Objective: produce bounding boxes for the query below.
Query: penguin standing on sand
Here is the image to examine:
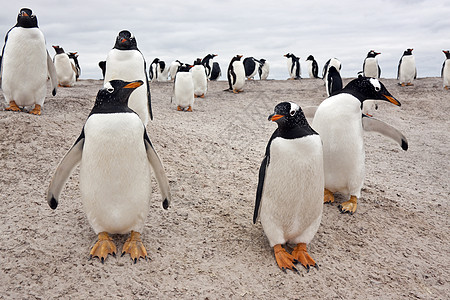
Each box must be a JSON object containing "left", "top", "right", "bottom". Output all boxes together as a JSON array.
[
  {"left": 201, "top": 53, "right": 217, "bottom": 79},
  {"left": 284, "top": 53, "right": 301, "bottom": 80},
  {"left": 68, "top": 52, "right": 81, "bottom": 80},
  {"left": 227, "top": 55, "right": 245, "bottom": 93},
  {"left": 312, "top": 77, "right": 408, "bottom": 215},
  {"left": 363, "top": 50, "right": 381, "bottom": 78},
  {"left": 149, "top": 58, "right": 167, "bottom": 82},
  {"left": 168, "top": 60, "right": 182, "bottom": 81},
  {"left": 174, "top": 64, "right": 194, "bottom": 111},
  {"left": 53, "top": 45, "right": 76, "bottom": 87},
  {"left": 1, "top": 8, "right": 57, "bottom": 115},
  {"left": 210, "top": 62, "right": 221, "bottom": 81},
  {"left": 397, "top": 48, "right": 416, "bottom": 86},
  {"left": 306, "top": 55, "right": 319, "bottom": 78},
  {"left": 441, "top": 50, "right": 450, "bottom": 90},
  {"left": 322, "top": 58, "right": 341, "bottom": 81},
  {"left": 191, "top": 58, "right": 207, "bottom": 98},
  {"left": 258, "top": 59, "right": 269, "bottom": 80},
  {"left": 46, "top": 79, "right": 172, "bottom": 263},
  {"left": 243, "top": 57, "right": 260, "bottom": 80},
  {"left": 254, "top": 102, "right": 323, "bottom": 272},
  {"left": 104, "top": 30, "right": 152, "bottom": 125},
  {"left": 325, "top": 66, "right": 343, "bottom": 97}
]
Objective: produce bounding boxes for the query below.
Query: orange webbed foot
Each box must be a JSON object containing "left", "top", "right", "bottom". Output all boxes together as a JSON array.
[
  {"left": 89, "top": 232, "right": 117, "bottom": 263},
  {"left": 121, "top": 231, "right": 148, "bottom": 263},
  {"left": 177, "top": 105, "right": 183, "bottom": 111},
  {"left": 338, "top": 195, "right": 358, "bottom": 214},
  {"left": 324, "top": 188, "right": 334, "bottom": 204},
  {"left": 29, "top": 104, "right": 41, "bottom": 115},
  {"left": 292, "top": 243, "right": 318, "bottom": 271},
  {"left": 273, "top": 244, "right": 298, "bottom": 272},
  {"left": 5, "top": 101, "right": 22, "bottom": 112},
  {"left": 186, "top": 106, "right": 193, "bottom": 112}
]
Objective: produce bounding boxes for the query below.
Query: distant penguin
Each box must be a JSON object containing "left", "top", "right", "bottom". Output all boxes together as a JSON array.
[
  {"left": 227, "top": 55, "right": 245, "bottom": 93},
  {"left": 201, "top": 53, "right": 217, "bottom": 79},
  {"left": 325, "top": 66, "right": 343, "bottom": 96},
  {"left": 210, "top": 62, "right": 221, "bottom": 81},
  {"left": 46, "top": 79, "right": 171, "bottom": 263},
  {"left": 98, "top": 61, "right": 106, "bottom": 79},
  {"left": 169, "top": 60, "right": 182, "bottom": 81},
  {"left": 397, "top": 48, "right": 416, "bottom": 86},
  {"left": 243, "top": 57, "right": 260, "bottom": 80},
  {"left": 149, "top": 58, "right": 159, "bottom": 82},
  {"left": 191, "top": 58, "right": 207, "bottom": 98},
  {"left": 174, "top": 64, "right": 194, "bottom": 111},
  {"left": 284, "top": 53, "right": 301, "bottom": 80},
  {"left": 306, "top": 55, "right": 319, "bottom": 78},
  {"left": 158, "top": 60, "right": 168, "bottom": 82},
  {"left": 53, "top": 45, "right": 76, "bottom": 87},
  {"left": 312, "top": 77, "right": 408, "bottom": 215},
  {"left": 104, "top": 30, "right": 152, "bottom": 124},
  {"left": 258, "top": 59, "right": 270, "bottom": 80},
  {"left": 1, "top": 8, "right": 57, "bottom": 115},
  {"left": 441, "top": 50, "right": 450, "bottom": 90},
  {"left": 322, "top": 58, "right": 341, "bottom": 81},
  {"left": 68, "top": 52, "right": 81, "bottom": 80},
  {"left": 363, "top": 50, "right": 381, "bottom": 78},
  {"left": 254, "top": 102, "right": 323, "bottom": 272}
]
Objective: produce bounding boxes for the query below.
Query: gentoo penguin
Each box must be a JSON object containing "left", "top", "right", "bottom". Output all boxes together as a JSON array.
[
  {"left": 284, "top": 53, "right": 301, "bottom": 80},
  {"left": 149, "top": 58, "right": 159, "bottom": 82},
  {"left": 363, "top": 50, "right": 381, "bottom": 78},
  {"left": 52, "top": 45, "right": 76, "bottom": 87},
  {"left": 325, "top": 66, "right": 343, "bottom": 97},
  {"left": 201, "top": 53, "right": 217, "bottom": 79},
  {"left": 1, "top": 8, "right": 57, "bottom": 115},
  {"left": 68, "top": 52, "right": 81, "bottom": 80},
  {"left": 258, "top": 59, "right": 270, "bottom": 80},
  {"left": 210, "top": 62, "right": 221, "bottom": 81},
  {"left": 322, "top": 58, "right": 341, "bottom": 81},
  {"left": 227, "top": 55, "right": 245, "bottom": 93},
  {"left": 104, "top": 30, "right": 152, "bottom": 124},
  {"left": 243, "top": 57, "right": 260, "bottom": 80},
  {"left": 312, "top": 77, "right": 408, "bottom": 215},
  {"left": 174, "top": 64, "right": 194, "bottom": 111},
  {"left": 397, "top": 48, "right": 416, "bottom": 86},
  {"left": 306, "top": 55, "right": 319, "bottom": 78},
  {"left": 441, "top": 50, "right": 450, "bottom": 89},
  {"left": 254, "top": 102, "right": 323, "bottom": 272},
  {"left": 98, "top": 61, "right": 106, "bottom": 79},
  {"left": 191, "top": 58, "right": 207, "bottom": 98},
  {"left": 168, "top": 60, "right": 182, "bottom": 81},
  {"left": 158, "top": 60, "right": 168, "bottom": 82},
  {"left": 46, "top": 79, "right": 172, "bottom": 263}
]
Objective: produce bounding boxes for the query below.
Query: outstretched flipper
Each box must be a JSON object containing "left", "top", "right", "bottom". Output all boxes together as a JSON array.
[
  {"left": 47, "top": 50, "right": 58, "bottom": 96},
  {"left": 46, "top": 131, "right": 85, "bottom": 209},
  {"left": 143, "top": 130, "right": 171, "bottom": 209},
  {"left": 143, "top": 59, "right": 153, "bottom": 120},
  {"left": 362, "top": 114, "right": 408, "bottom": 150}
]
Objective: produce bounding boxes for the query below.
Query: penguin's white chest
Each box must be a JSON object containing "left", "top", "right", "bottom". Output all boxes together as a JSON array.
[
  {"left": 399, "top": 56, "right": 416, "bottom": 83},
  {"left": 443, "top": 60, "right": 450, "bottom": 87},
  {"left": 54, "top": 54, "right": 75, "bottom": 86},
  {"left": 104, "top": 49, "right": 149, "bottom": 124},
  {"left": 312, "top": 95, "right": 365, "bottom": 196},
  {"left": 260, "top": 63, "right": 270, "bottom": 80},
  {"left": 232, "top": 61, "right": 245, "bottom": 90},
  {"left": 364, "top": 58, "right": 379, "bottom": 78},
  {"left": 174, "top": 72, "right": 194, "bottom": 108},
  {"left": 80, "top": 113, "right": 151, "bottom": 234},
  {"left": 1, "top": 27, "right": 48, "bottom": 106},
  {"left": 260, "top": 135, "right": 324, "bottom": 246},
  {"left": 191, "top": 65, "right": 207, "bottom": 95}
]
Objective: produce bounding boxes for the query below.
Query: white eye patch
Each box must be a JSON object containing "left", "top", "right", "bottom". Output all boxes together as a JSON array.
[
  {"left": 289, "top": 102, "right": 299, "bottom": 116},
  {"left": 104, "top": 82, "right": 114, "bottom": 93},
  {"left": 369, "top": 78, "right": 381, "bottom": 91}
]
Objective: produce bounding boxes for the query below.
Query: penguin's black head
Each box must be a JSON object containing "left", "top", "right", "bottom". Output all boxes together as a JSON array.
[
  {"left": 259, "top": 58, "right": 266, "bottom": 64},
  {"left": 403, "top": 48, "right": 413, "bottom": 56},
  {"left": 114, "top": 30, "right": 137, "bottom": 50},
  {"left": 306, "top": 55, "right": 314, "bottom": 61},
  {"left": 177, "top": 64, "right": 193, "bottom": 72},
  {"left": 52, "top": 45, "right": 65, "bottom": 54},
  {"left": 268, "top": 102, "right": 309, "bottom": 129},
  {"left": 367, "top": 50, "right": 380, "bottom": 58},
  {"left": 96, "top": 80, "right": 144, "bottom": 105},
  {"left": 17, "top": 8, "right": 37, "bottom": 28},
  {"left": 443, "top": 50, "right": 450, "bottom": 59},
  {"left": 68, "top": 52, "right": 78, "bottom": 59},
  {"left": 343, "top": 77, "right": 401, "bottom": 107},
  {"left": 194, "top": 58, "right": 202, "bottom": 65},
  {"left": 232, "top": 55, "right": 243, "bottom": 61},
  {"left": 284, "top": 53, "right": 295, "bottom": 59}
]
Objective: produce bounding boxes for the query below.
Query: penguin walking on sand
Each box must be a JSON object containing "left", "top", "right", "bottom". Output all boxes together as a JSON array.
[
  {"left": 258, "top": 59, "right": 269, "bottom": 80},
  {"left": 168, "top": 60, "right": 182, "bottom": 81},
  {"left": 243, "top": 57, "right": 261, "bottom": 80},
  {"left": 306, "top": 55, "right": 319, "bottom": 78},
  {"left": 363, "top": 50, "right": 381, "bottom": 78},
  {"left": 254, "top": 102, "right": 323, "bottom": 272},
  {"left": 312, "top": 77, "right": 408, "bottom": 215},
  {"left": 68, "top": 52, "right": 81, "bottom": 80},
  {"left": 104, "top": 30, "right": 152, "bottom": 125},
  {"left": 1, "top": 8, "right": 57, "bottom": 115},
  {"left": 47, "top": 79, "right": 171, "bottom": 263},
  {"left": 441, "top": 50, "right": 450, "bottom": 90},
  {"left": 174, "top": 64, "right": 194, "bottom": 111},
  {"left": 191, "top": 58, "right": 207, "bottom": 98},
  {"left": 210, "top": 62, "right": 221, "bottom": 81},
  {"left": 322, "top": 58, "right": 341, "bottom": 81},
  {"left": 201, "top": 53, "right": 217, "bottom": 79},
  {"left": 227, "top": 55, "right": 245, "bottom": 93},
  {"left": 397, "top": 48, "right": 416, "bottom": 86},
  {"left": 325, "top": 66, "right": 343, "bottom": 97},
  {"left": 284, "top": 53, "right": 301, "bottom": 80},
  {"left": 53, "top": 45, "right": 76, "bottom": 87}
]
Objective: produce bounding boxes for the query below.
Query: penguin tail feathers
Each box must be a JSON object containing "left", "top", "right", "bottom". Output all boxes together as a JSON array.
[{"left": 52, "top": 88, "right": 57, "bottom": 96}]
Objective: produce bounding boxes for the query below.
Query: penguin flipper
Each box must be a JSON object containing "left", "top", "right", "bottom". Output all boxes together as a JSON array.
[
  {"left": 46, "top": 132, "right": 85, "bottom": 209},
  {"left": 47, "top": 50, "right": 58, "bottom": 96},
  {"left": 362, "top": 115, "right": 408, "bottom": 150},
  {"left": 397, "top": 58, "right": 402, "bottom": 80},
  {"left": 143, "top": 59, "right": 153, "bottom": 120},
  {"left": 144, "top": 130, "right": 171, "bottom": 209},
  {"left": 254, "top": 155, "right": 268, "bottom": 224},
  {"left": 378, "top": 65, "right": 381, "bottom": 78}
]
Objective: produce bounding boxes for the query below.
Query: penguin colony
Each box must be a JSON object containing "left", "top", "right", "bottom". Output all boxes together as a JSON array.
[{"left": 0, "top": 7, "right": 445, "bottom": 272}]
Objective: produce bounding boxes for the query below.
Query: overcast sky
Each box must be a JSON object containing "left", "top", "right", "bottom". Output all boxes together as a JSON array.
[{"left": 1, "top": 1, "right": 449, "bottom": 80}]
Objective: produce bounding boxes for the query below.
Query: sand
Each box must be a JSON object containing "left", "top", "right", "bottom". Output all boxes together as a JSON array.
[{"left": 0, "top": 77, "right": 448, "bottom": 299}]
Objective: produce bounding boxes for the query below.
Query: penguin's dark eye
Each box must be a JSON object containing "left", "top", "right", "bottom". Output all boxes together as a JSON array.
[
  {"left": 290, "top": 110, "right": 296, "bottom": 116},
  {"left": 107, "top": 87, "right": 114, "bottom": 93},
  {"left": 375, "top": 86, "right": 380, "bottom": 92}
]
